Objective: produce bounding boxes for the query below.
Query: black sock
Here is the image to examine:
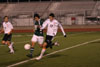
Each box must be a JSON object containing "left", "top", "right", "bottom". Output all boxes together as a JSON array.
[
  {"left": 51, "top": 43, "right": 54, "bottom": 46},
  {"left": 30, "top": 47, "right": 34, "bottom": 55},
  {"left": 50, "top": 43, "right": 54, "bottom": 49}
]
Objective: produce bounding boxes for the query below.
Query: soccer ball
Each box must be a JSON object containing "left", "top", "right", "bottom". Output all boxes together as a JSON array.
[{"left": 24, "top": 44, "right": 31, "bottom": 50}]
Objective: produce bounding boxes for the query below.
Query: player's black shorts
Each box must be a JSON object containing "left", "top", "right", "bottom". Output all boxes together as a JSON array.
[
  {"left": 2, "top": 34, "right": 12, "bottom": 41},
  {"left": 45, "top": 35, "right": 54, "bottom": 48}
]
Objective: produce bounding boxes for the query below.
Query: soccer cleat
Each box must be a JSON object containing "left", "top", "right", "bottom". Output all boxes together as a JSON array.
[
  {"left": 50, "top": 46, "right": 53, "bottom": 49},
  {"left": 64, "top": 35, "right": 67, "bottom": 37},
  {"left": 26, "top": 54, "right": 33, "bottom": 58},
  {"left": 54, "top": 42, "right": 60, "bottom": 46},
  {"left": 11, "top": 42, "right": 15, "bottom": 52},
  {"left": 35, "top": 56, "right": 42, "bottom": 60},
  {"left": 10, "top": 51, "right": 14, "bottom": 54}
]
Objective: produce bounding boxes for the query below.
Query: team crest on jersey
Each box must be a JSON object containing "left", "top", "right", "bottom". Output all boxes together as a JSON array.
[
  {"left": 50, "top": 24, "right": 53, "bottom": 27},
  {"left": 54, "top": 22, "right": 58, "bottom": 26}
]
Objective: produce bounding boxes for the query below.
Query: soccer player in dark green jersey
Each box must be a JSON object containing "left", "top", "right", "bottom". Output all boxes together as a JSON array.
[{"left": 27, "top": 14, "right": 44, "bottom": 58}]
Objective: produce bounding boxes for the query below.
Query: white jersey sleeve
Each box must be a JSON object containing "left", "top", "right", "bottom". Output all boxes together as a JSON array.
[
  {"left": 41, "top": 19, "right": 48, "bottom": 30},
  {"left": 58, "top": 22, "right": 66, "bottom": 36},
  {"left": 9, "top": 22, "right": 13, "bottom": 29}
]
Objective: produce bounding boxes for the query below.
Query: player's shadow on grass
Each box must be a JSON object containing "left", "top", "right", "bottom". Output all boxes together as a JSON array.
[
  {"left": 35, "top": 52, "right": 66, "bottom": 59},
  {"left": 46, "top": 54, "right": 68, "bottom": 59},
  {"left": 35, "top": 52, "right": 49, "bottom": 57},
  {"left": 47, "top": 54, "right": 62, "bottom": 58}
]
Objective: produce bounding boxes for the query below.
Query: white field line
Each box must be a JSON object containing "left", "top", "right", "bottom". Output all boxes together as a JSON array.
[
  {"left": 7, "top": 38, "right": 100, "bottom": 67},
  {"left": 13, "top": 35, "right": 33, "bottom": 37}
]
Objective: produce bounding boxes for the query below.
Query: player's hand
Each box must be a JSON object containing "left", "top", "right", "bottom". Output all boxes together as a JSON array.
[
  {"left": 64, "top": 35, "right": 67, "bottom": 37},
  {"left": 40, "top": 27, "right": 43, "bottom": 31},
  {"left": 37, "top": 25, "right": 40, "bottom": 28},
  {"left": 8, "top": 32, "right": 11, "bottom": 35}
]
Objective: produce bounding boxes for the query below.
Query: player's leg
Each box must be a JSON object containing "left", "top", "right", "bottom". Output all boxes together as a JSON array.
[
  {"left": 40, "top": 42, "right": 47, "bottom": 56},
  {"left": 35, "top": 36, "right": 45, "bottom": 60},
  {"left": 31, "top": 41, "right": 36, "bottom": 48},
  {"left": 7, "top": 34, "right": 14, "bottom": 54},
  {"left": 47, "top": 37, "right": 60, "bottom": 48},
  {"left": 30, "top": 35, "right": 38, "bottom": 55},
  {"left": 36, "top": 42, "right": 47, "bottom": 60},
  {"left": 45, "top": 35, "right": 54, "bottom": 49},
  {"left": 36, "top": 35, "right": 59, "bottom": 60},
  {"left": 27, "top": 35, "right": 37, "bottom": 58},
  {"left": 38, "top": 36, "right": 44, "bottom": 48},
  {"left": 36, "top": 35, "right": 52, "bottom": 60},
  {"left": 50, "top": 41, "right": 60, "bottom": 47},
  {"left": 2, "top": 34, "right": 8, "bottom": 45},
  {"left": 7, "top": 41, "right": 14, "bottom": 53},
  {"left": 30, "top": 41, "right": 36, "bottom": 56},
  {"left": 27, "top": 41, "right": 36, "bottom": 58},
  {"left": 2, "top": 41, "right": 6, "bottom": 45}
]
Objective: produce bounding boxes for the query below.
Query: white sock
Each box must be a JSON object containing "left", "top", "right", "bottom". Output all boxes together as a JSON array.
[
  {"left": 11, "top": 42, "right": 14, "bottom": 46},
  {"left": 40, "top": 49, "right": 46, "bottom": 57},
  {"left": 8, "top": 45, "right": 14, "bottom": 52}
]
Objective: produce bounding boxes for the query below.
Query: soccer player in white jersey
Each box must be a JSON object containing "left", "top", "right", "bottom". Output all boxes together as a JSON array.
[
  {"left": 0, "top": 16, "right": 14, "bottom": 54},
  {"left": 36, "top": 13, "right": 66, "bottom": 60}
]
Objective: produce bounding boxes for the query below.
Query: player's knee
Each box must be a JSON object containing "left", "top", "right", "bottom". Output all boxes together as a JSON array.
[
  {"left": 32, "top": 42, "right": 35, "bottom": 45},
  {"left": 39, "top": 44, "right": 43, "bottom": 48},
  {"left": 46, "top": 40, "right": 51, "bottom": 45},
  {"left": 31, "top": 41, "right": 36, "bottom": 47},
  {"left": 42, "top": 43, "right": 47, "bottom": 48},
  {"left": 6, "top": 41, "right": 10, "bottom": 45},
  {"left": 43, "top": 45, "right": 46, "bottom": 48},
  {"left": 2, "top": 41, "right": 5, "bottom": 44},
  {"left": 45, "top": 40, "right": 50, "bottom": 48}
]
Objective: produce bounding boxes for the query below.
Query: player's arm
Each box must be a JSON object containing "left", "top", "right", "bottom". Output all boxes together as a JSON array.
[
  {"left": 41, "top": 20, "right": 48, "bottom": 30},
  {"left": 8, "top": 29, "right": 13, "bottom": 35},
  {"left": 34, "top": 25, "right": 38, "bottom": 30},
  {"left": 0, "top": 25, "right": 4, "bottom": 34},
  {"left": 34, "top": 21, "right": 40, "bottom": 31},
  {"left": 58, "top": 22, "right": 66, "bottom": 37},
  {"left": 0, "top": 28, "right": 4, "bottom": 34}
]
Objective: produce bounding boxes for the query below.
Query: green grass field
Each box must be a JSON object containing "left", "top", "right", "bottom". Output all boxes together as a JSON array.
[{"left": 0, "top": 32, "right": 100, "bottom": 67}]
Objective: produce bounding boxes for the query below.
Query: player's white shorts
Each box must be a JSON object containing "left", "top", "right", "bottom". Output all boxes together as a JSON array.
[{"left": 31, "top": 35, "right": 44, "bottom": 45}]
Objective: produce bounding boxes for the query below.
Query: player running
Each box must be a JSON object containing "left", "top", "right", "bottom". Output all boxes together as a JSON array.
[
  {"left": 0, "top": 16, "right": 14, "bottom": 54},
  {"left": 27, "top": 14, "right": 44, "bottom": 58},
  {"left": 36, "top": 13, "right": 66, "bottom": 60}
]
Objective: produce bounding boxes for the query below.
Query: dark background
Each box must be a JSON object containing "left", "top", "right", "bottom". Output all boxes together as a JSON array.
[{"left": 0, "top": 0, "right": 99, "bottom": 3}]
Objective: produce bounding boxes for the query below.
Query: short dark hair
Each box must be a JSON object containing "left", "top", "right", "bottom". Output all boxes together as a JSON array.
[
  {"left": 4, "top": 16, "right": 8, "bottom": 19},
  {"left": 49, "top": 13, "right": 55, "bottom": 17},
  {"left": 34, "top": 13, "right": 40, "bottom": 18}
]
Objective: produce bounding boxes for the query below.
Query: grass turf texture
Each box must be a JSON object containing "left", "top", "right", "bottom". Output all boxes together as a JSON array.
[{"left": 0, "top": 32, "right": 100, "bottom": 67}]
